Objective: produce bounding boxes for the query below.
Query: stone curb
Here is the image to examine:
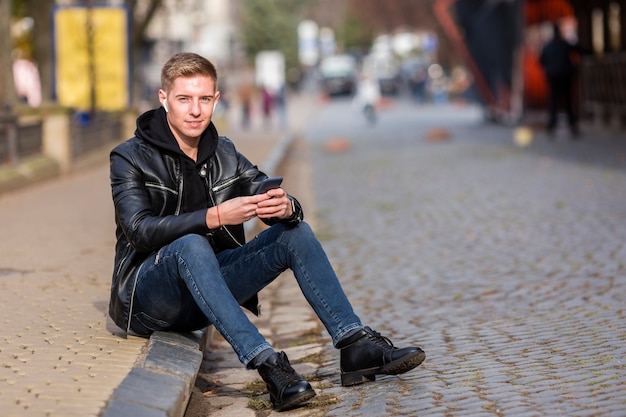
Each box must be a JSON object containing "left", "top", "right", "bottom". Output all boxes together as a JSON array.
[
  {"left": 0, "top": 155, "right": 60, "bottom": 195},
  {"left": 101, "top": 332, "right": 205, "bottom": 417}
]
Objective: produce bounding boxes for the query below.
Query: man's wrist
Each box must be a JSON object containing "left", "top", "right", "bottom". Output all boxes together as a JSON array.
[
  {"left": 206, "top": 205, "right": 221, "bottom": 230},
  {"left": 289, "top": 198, "right": 296, "bottom": 218},
  {"left": 285, "top": 197, "right": 302, "bottom": 222}
]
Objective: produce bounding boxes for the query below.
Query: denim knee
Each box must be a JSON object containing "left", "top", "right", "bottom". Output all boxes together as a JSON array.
[
  {"left": 277, "top": 221, "right": 315, "bottom": 245},
  {"left": 171, "top": 234, "right": 217, "bottom": 260},
  {"left": 175, "top": 233, "right": 212, "bottom": 250},
  {"left": 273, "top": 222, "right": 326, "bottom": 265}
]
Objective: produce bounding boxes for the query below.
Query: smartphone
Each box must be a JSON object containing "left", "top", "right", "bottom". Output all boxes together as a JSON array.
[{"left": 254, "top": 177, "right": 283, "bottom": 194}]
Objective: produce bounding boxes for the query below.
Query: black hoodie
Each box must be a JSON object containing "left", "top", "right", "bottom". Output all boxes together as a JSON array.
[{"left": 138, "top": 107, "right": 218, "bottom": 213}]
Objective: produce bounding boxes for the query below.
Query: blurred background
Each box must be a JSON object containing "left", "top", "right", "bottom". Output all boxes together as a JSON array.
[{"left": 1, "top": 0, "right": 625, "bottom": 168}]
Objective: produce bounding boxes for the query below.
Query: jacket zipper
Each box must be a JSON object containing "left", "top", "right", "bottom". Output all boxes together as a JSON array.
[
  {"left": 115, "top": 242, "right": 131, "bottom": 277},
  {"left": 211, "top": 175, "right": 240, "bottom": 193},
  {"left": 175, "top": 160, "right": 184, "bottom": 215},
  {"left": 126, "top": 269, "right": 140, "bottom": 334}
]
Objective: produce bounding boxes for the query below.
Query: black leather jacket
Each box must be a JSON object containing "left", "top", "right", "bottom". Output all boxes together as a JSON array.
[{"left": 108, "top": 109, "right": 303, "bottom": 333}]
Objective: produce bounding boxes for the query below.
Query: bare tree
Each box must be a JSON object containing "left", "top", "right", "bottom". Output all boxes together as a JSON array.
[{"left": 127, "top": 0, "right": 163, "bottom": 107}]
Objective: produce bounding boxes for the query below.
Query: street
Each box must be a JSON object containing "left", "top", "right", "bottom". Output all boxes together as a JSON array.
[
  {"left": 309, "top": 97, "right": 626, "bottom": 416},
  {"left": 189, "top": 94, "right": 626, "bottom": 416}
]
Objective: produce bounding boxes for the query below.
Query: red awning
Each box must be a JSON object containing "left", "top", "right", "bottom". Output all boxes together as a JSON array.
[{"left": 525, "top": 0, "right": 574, "bottom": 25}]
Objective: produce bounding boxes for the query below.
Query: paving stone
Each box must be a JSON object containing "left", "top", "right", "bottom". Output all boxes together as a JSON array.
[
  {"left": 101, "top": 400, "right": 169, "bottom": 417},
  {"left": 111, "top": 367, "right": 187, "bottom": 411},
  {"left": 144, "top": 338, "right": 203, "bottom": 379}
]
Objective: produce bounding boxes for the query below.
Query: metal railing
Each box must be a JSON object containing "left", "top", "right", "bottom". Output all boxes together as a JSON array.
[
  {"left": 0, "top": 111, "right": 42, "bottom": 165},
  {"left": 69, "top": 112, "right": 123, "bottom": 158},
  {"left": 1, "top": 110, "right": 123, "bottom": 167},
  {"left": 580, "top": 52, "right": 626, "bottom": 125}
]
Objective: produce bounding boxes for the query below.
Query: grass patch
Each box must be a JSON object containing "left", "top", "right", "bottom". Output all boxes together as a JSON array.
[
  {"left": 244, "top": 379, "right": 267, "bottom": 397},
  {"left": 307, "top": 393, "right": 339, "bottom": 408},
  {"left": 248, "top": 398, "right": 272, "bottom": 410},
  {"left": 294, "top": 352, "right": 324, "bottom": 365}
]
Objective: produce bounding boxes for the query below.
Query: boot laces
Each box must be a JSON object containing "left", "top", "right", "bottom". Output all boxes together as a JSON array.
[
  {"left": 270, "top": 352, "right": 300, "bottom": 385},
  {"left": 364, "top": 327, "right": 395, "bottom": 349}
]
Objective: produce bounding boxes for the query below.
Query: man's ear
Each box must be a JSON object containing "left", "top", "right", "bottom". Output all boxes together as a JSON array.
[
  {"left": 158, "top": 89, "right": 168, "bottom": 112},
  {"left": 213, "top": 91, "right": 221, "bottom": 112}
]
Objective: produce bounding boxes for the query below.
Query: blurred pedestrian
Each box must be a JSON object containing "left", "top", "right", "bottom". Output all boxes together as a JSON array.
[
  {"left": 427, "top": 64, "right": 449, "bottom": 105},
  {"left": 540, "top": 22, "right": 580, "bottom": 137},
  {"left": 261, "top": 85, "right": 273, "bottom": 128},
  {"left": 238, "top": 81, "right": 253, "bottom": 129},
  {"left": 108, "top": 52, "right": 425, "bottom": 411},
  {"left": 409, "top": 66, "right": 427, "bottom": 103},
  {"left": 12, "top": 50, "right": 41, "bottom": 107},
  {"left": 274, "top": 84, "right": 287, "bottom": 130},
  {"left": 353, "top": 73, "right": 381, "bottom": 124}
]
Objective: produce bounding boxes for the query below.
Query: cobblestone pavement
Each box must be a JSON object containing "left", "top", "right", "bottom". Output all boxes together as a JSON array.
[
  {"left": 185, "top": 100, "right": 626, "bottom": 417},
  {"left": 307, "top": 101, "right": 626, "bottom": 416}
]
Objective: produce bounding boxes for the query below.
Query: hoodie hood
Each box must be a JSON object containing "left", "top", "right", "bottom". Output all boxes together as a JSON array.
[{"left": 135, "top": 107, "right": 218, "bottom": 163}]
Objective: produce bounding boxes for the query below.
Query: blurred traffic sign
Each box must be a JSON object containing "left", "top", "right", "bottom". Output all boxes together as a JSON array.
[
  {"left": 255, "top": 51, "right": 285, "bottom": 92},
  {"left": 298, "top": 20, "right": 319, "bottom": 67},
  {"left": 52, "top": 4, "right": 130, "bottom": 111}
]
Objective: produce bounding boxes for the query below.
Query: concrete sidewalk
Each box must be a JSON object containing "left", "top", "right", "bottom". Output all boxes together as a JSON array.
[{"left": 0, "top": 92, "right": 318, "bottom": 417}]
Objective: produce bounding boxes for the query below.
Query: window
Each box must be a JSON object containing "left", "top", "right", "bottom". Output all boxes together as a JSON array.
[
  {"left": 609, "top": 2, "right": 621, "bottom": 51},
  {"left": 592, "top": 8, "right": 604, "bottom": 54}
]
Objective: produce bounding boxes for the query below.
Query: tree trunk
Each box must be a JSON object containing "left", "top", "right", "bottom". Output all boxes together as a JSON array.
[
  {"left": 25, "top": 0, "right": 55, "bottom": 104},
  {"left": 129, "top": 0, "right": 163, "bottom": 107},
  {"left": 0, "top": 0, "right": 16, "bottom": 109}
]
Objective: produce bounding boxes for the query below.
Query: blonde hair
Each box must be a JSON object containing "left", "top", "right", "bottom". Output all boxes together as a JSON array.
[{"left": 161, "top": 52, "right": 218, "bottom": 92}]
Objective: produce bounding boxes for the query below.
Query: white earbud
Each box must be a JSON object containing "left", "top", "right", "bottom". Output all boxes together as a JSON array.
[
  {"left": 213, "top": 102, "right": 217, "bottom": 112},
  {"left": 162, "top": 99, "right": 169, "bottom": 113}
]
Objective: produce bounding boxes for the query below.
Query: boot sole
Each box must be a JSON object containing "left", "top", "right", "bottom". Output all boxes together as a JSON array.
[
  {"left": 341, "top": 350, "right": 425, "bottom": 387},
  {"left": 273, "top": 388, "right": 317, "bottom": 411}
]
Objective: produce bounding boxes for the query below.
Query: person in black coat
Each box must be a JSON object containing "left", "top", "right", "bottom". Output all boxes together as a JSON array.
[{"left": 540, "top": 22, "right": 580, "bottom": 137}]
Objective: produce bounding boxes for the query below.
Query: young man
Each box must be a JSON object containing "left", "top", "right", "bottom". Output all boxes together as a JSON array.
[{"left": 109, "top": 52, "right": 425, "bottom": 411}]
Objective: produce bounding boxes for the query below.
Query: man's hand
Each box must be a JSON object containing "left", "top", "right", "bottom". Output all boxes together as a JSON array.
[
  {"left": 206, "top": 188, "right": 292, "bottom": 228},
  {"left": 255, "top": 188, "right": 293, "bottom": 219}
]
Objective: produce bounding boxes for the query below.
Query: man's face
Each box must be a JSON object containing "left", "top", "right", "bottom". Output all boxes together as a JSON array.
[{"left": 158, "top": 75, "right": 220, "bottom": 143}]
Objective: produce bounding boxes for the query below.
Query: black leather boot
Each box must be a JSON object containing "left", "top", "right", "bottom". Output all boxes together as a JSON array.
[
  {"left": 257, "top": 351, "right": 316, "bottom": 411},
  {"left": 338, "top": 327, "right": 425, "bottom": 386}
]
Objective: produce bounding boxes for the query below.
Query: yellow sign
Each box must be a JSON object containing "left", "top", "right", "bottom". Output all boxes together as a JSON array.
[{"left": 53, "top": 5, "right": 129, "bottom": 111}]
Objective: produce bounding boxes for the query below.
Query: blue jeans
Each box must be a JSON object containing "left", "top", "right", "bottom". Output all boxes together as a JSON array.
[{"left": 131, "top": 221, "right": 362, "bottom": 367}]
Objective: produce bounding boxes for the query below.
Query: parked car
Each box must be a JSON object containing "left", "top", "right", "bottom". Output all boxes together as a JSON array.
[
  {"left": 362, "top": 52, "right": 401, "bottom": 95},
  {"left": 318, "top": 54, "right": 358, "bottom": 96}
]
